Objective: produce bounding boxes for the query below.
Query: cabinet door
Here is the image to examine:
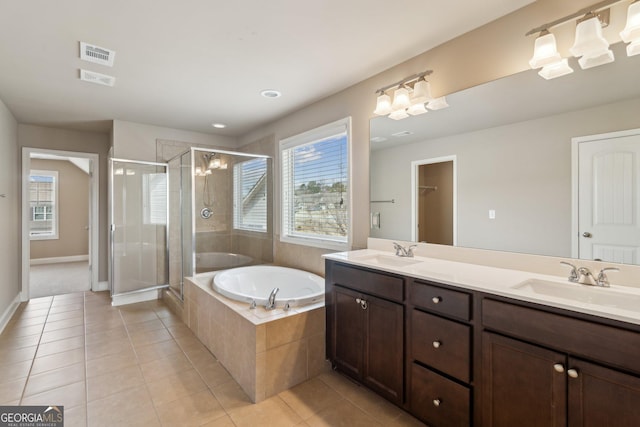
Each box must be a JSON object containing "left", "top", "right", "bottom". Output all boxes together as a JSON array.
[
  {"left": 363, "top": 293, "right": 404, "bottom": 404},
  {"left": 482, "top": 332, "right": 566, "bottom": 427},
  {"left": 333, "top": 286, "right": 364, "bottom": 379},
  {"left": 568, "top": 358, "right": 640, "bottom": 427}
]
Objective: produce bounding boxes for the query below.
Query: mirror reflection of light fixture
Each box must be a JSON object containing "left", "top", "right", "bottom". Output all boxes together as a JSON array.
[
  {"left": 621, "top": 1, "right": 640, "bottom": 56},
  {"left": 373, "top": 70, "right": 448, "bottom": 121}
]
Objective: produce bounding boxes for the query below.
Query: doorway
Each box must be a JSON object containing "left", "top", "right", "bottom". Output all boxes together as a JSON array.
[
  {"left": 411, "top": 156, "right": 456, "bottom": 244},
  {"left": 21, "top": 148, "right": 99, "bottom": 300},
  {"left": 573, "top": 128, "right": 640, "bottom": 265}
]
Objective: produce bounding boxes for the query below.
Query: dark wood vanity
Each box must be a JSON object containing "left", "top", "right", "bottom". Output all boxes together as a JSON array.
[{"left": 325, "top": 259, "right": 640, "bottom": 426}]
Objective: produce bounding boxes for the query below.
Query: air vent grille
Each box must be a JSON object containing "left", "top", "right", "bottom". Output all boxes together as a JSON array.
[
  {"left": 80, "top": 42, "right": 116, "bottom": 67},
  {"left": 80, "top": 69, "right": 116, "bottom": 87},
  {"left": 391, "top": 131, "right": 414, "bottom": 137}
]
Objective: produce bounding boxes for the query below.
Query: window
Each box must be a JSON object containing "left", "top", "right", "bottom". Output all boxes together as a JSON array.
[
  {"left": 29, "top": 170, "right": 58, "bottom": 239},
  {"left": 142, "top": 173, "right": 167, "bottom": 225},
  {"left": 234, "top": 157, "right": 268, "bottom": 232},
  {"left": 280, "top": 117, "right": 350, "bottom": 250}
]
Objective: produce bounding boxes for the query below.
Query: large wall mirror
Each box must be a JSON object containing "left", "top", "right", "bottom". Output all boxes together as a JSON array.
[{"left": 370, "top": 43, "right": 640, "bottom": 265}]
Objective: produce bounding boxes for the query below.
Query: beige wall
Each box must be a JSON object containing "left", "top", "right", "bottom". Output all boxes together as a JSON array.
[
  {"left": 236, "top": 0, "right": 605, "bottom": 274},
  {"left": 18, "top": 125, "right": 110, "bottom": 282},
  {"left": 0, "top": 99, "right": 20, "bottom": 317},
  {"left": 30, "top": 159, "right": 90, "bottom": 260},
  {"left": 371, "top": 96, "right": 640, "bottom": 257}
]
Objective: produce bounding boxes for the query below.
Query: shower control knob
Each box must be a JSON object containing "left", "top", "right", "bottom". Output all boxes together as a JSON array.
[{"left": 200, "top": 207, "right": 213, "bottom": 219}]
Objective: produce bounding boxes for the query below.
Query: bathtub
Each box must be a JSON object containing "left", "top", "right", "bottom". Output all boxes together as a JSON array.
[
  {"left": 212, "top": 265, "right": 324, "bottom": 308},
  {"left": 195, "top": 252, "right": 253, "bottom": 273},
  {"left": 184, "top": 266, "right": 327, "bottom": 402}
]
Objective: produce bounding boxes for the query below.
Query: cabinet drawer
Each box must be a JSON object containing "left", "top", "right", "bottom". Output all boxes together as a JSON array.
[
  {"left": 411, "top": 363, "right": 470, "bottom": 427},
  {"left": 331, "top": 263, "right": 404, "bottom": 303},
  {"left": 412, "top": 310, "right": 471, "bottom": 382},
  {"left": 411, "top": 281, "right": 471, "bottom": 321},
  {"left": 483, "top": 298, "right": 640, "bottom": 375}
]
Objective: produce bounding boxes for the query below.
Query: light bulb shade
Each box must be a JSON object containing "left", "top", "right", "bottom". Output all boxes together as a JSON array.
[
  {"left": 373, "top": 93, "right": 392, "bottom": 116},
  {"left": 388, "top": 109, "right": 409, "bottom": 120},
  {"left": 621, "top": 2, "right": 640, "bottom": 43},
  {"left": 391, "top": 87, "right": 411, "bottom": 111},
  {"left": 570, "top": 17, "right": 609, "bottom": 58},
  {"left": 195, "top": 166, "right": 203, "bottom": 176},
  {"left": 578, "top": 49, "right": 614, "bottom": 69},
  {"left": 538, "top": 58, "right": 574, "bottom": 80},
  {"left": 208, "top": 158, "right": 221, "bottom": 169},
  {"left": 529, "top": 32, "right": 562, "bottom": 69},
  {"left": 410, "top": 80, "right": 433, "bottom": 104},
  {"left": 407, "top": 103, "right": 428, "bottom": 116},
  {"left": 427, "top": 97, "right": 449, "bottom": 110}
]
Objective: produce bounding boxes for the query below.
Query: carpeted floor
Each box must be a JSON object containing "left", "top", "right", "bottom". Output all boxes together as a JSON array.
[{"left": 29, "top": 261, "right": 91, "bottom": 298}]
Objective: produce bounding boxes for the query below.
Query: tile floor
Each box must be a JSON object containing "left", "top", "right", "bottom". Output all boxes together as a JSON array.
[
  {"left": 29, "top": 262, "right": 90, "bottom": 298},
  {"left": 0, "top": 291, "right": 424, "bottom": 426}
]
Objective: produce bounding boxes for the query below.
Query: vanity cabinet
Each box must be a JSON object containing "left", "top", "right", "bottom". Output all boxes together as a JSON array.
[
  {"left": 409, "top": 280, "right": 473, "bottom": 427},
  {"left": 326, "top": 262, "right": 404, "bottom": 404},
  {"left": 482, "top": 298, "right": 640, "bottom": 427}
]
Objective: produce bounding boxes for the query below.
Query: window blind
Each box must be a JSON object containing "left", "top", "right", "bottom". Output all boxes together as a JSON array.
[{"left": 233, "top": 157, "right": 268, "bottom": 232}]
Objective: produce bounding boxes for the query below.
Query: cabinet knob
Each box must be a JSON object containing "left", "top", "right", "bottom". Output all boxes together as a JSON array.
[
  {"left": 432, "top": 340, "right": 442, "bottom": 349},
  {"left": 355, "top": 298, "right": 368, "bottom": 310},
  {"left": 433, "top": 399, "right": 441, "bottom": 407},
  {"left": 432, "top": 296, "right": 442, "bottom": 304},
  {"left": 567, "top": 369, "right": 579, "bottom": 378},
  {"left": 553, "top": 364, "right": 565, "bottom": 373}
]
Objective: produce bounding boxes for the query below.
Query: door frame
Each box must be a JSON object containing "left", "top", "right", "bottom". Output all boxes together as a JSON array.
[
  {"left": 410, "top": 155, "right": 457, "bottom": 243},
  {"left": 21, "top": 147, "right": 100, "bottom": 301},
  {"left": 571, "top": 127, "right": 640, "bottom": 259}
]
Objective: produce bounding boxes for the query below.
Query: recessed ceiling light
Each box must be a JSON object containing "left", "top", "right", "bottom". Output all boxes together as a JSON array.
[
  {"left": 260, "top": 89, "right": 282, "bottom": 98},
  {"left": 212, "top": 123, "right": 226, "bottom": 129}
]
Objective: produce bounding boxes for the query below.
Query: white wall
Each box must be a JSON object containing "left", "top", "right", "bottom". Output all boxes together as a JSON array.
[
  {"left": 0, "top": 98, "right": 20, "bottom": 318},
  {"left": 371, "top": 97, "right": 640, "bottom": 257},
  {"left": 112, "top": 120, "right": 237, "bottom": 162}
]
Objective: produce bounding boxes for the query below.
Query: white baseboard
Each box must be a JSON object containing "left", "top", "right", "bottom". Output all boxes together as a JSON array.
[
  {"left": 30, "top": 255, "right": 89, "bottom": 266},
  {"left": 0, "top": 293, "right": 22, "bottom": 335},
  {"left": 111, "top": 289, "right": 161, "bottom": 307},
  {"left": 92, "top": 281, "right": 109, "bottom": 292}
]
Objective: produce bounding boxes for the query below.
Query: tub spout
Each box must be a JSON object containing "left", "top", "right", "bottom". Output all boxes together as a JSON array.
[{"left": 266, "top": 287, "right": 279, "bottom": 310}]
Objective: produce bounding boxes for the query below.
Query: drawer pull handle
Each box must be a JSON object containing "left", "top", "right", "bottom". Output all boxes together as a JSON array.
[
  {"left": 432, "top": 340, "right": 442, "bottom": 349},
  {"left": 432, "top": 296, "right": 442, "bottom": 304},
  {"left": 553, "top": 364, "right": 565, "bottom": 373},
  {"left": 433, "top": 399, "right": 441, "bottom": 407},
  {"left": 567, "top": 369, "right": 579, "bottom": 379},
  {"left": 355, "top": 298, "right": 368, "bottom": 310}
]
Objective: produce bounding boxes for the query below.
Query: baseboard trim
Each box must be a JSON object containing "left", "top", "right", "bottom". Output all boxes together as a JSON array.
[
  {"left": 0, "top": 293, "right": 22, "bottom": 335},
  {"left": 92, "top": 281, "right": 109, "bottom": 292},
  {"left": 30, "top": 255, "right": 89, "bottom": 265},
  {"left": 111, "top": 288, "right": 162, "bottom": 307}
]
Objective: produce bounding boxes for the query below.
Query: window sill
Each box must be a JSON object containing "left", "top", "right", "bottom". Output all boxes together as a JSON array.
[{"left": 280, "top": 234, "right": 349, "bottom": 252}]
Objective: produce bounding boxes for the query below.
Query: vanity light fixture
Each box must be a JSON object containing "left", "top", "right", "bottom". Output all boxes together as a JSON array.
[
  {"left": 621, "top": 0, "right": 640, "bottom": 56},
  {"left": 526, "top": 0, "right": 638, "bottom": 79},
  {"left": 373, "top": 70, "right": 448, "bottom": 120}
]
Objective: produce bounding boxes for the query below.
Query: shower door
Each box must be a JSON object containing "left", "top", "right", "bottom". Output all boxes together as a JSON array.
[{"left": 110, "top": 159, "right": 169, "bottom": 297}]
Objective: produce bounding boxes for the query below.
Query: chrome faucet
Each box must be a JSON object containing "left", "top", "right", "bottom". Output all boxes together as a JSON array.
[
  {"left": 577, "top": 267, "right": 597, "bottom": 286},
  {"left": 393, "top": 242, "right": 417, "bottom": 258},
  {"left": 561, "top": 261, "right": 620, "bottom": 287},
  {"left": 266, "top": 287, "right": 279, "bottom": 310},
  {"left": 596, "top": 267, "right": 619, "bottom": 287}
]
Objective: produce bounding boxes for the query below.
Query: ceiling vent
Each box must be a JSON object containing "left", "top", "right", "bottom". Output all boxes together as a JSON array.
[
  {"left": 80, "top": 42, "right": 116, "bottom": 67},
  {"left": 391, "top": 131, "right": 414, "bottom": 137},
  {"left": 80, "top": 69, "right": 116, "bottom": 87},
  {"left": 370, "top": 136, "right": 388, "bottom": 143}
]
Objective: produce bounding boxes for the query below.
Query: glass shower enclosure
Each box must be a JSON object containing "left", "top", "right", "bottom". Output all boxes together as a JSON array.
[{"left": 109, "top": 159, "right": 169, "bottom": 302}]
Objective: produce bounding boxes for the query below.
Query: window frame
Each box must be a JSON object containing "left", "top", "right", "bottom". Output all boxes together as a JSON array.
[
  {"left": 279, "top": 117, "right": 352, "bottom": 251},
  {"left": 29, "top": 169, "right": 59, "bottom": 240},
  {"left": 233, "top": 157, "right": 269, "bottom": 233}
]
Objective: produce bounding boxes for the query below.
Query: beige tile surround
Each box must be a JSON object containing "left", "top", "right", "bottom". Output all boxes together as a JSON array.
[{"left": 184, "top": 276, "right": 327, "bottom": 403}]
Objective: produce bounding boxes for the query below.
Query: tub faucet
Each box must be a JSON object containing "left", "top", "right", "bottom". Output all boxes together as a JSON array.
[{"left": 266, "top": 287, "right": 279, "bottom": 310}]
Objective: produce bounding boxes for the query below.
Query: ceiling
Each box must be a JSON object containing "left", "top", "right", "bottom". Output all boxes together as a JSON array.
[{"left": 0, "top": 0, "right": 532, "bottom": 137}]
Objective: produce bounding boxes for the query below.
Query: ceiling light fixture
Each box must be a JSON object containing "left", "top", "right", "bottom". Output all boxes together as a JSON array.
[
  {"left": 260, "top": 89, "right": 282, "bottom": 98},
  {"left": 526, "top": 0, "right": 635, "bottom": 79},
  {"left": 212, "top": 123, "right": 226, "bottom": 129},
  {"left": 373, "top": 70, "right": 448, "bottom": 121}
]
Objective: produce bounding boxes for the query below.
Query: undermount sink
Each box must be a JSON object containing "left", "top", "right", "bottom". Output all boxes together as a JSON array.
[
  {"left": 355, "top": 254, "right": 423, "bottom": 268},
  {"left": 512, "top": 279, "right": 640, "bottom": 311}
]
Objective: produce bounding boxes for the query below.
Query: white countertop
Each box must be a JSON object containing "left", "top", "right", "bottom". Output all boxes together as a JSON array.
[{"left": 323, "top": 249, "right": 640, "bottom": 326}]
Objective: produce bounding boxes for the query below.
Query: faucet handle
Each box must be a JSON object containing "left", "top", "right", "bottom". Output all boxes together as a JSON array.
[
  {"left": 597, "top": 267, "right": 619, "bottom": 287},
  {"left": 560, "top": 261, "right": 578, "bottom": 282},
  {"left": 406, "top": 244, "right": 417, "bottom": 257}
]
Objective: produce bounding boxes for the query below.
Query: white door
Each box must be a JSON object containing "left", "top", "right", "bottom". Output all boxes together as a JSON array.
[{"left": 578, "top": 132, "right": 640, "bottom": 264}]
